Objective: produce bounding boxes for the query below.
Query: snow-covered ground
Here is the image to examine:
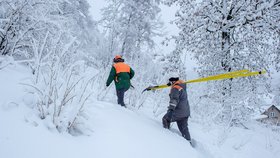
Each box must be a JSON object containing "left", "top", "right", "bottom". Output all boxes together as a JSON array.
[{"left": 1, "top": 64, "right": 280, "bottom": 158}]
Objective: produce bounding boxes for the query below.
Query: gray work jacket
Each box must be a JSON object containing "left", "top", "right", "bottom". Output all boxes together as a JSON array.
[{"left": 168, "top": 83, "right": 190, "bottom": 119}]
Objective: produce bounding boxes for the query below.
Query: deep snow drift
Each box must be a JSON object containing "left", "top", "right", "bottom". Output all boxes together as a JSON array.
[{"left": 1, "top": 64, "right": 279, "bottom": 158}]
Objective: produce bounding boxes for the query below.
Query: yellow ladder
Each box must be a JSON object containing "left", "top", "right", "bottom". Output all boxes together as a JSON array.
[{"left": 143, "top": 69, "right": 266, "bottom": 92}]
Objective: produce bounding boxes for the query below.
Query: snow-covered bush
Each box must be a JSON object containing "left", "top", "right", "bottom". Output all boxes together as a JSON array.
[
  {"left": 0, "top": 0, "right": 102, "bottom": 134},
  {"left": 29, "top": 57, "right": 95, "bottom": 134}
]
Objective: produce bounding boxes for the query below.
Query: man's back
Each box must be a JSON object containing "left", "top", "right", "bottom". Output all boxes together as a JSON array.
[
  {"left": 106, "top": 61, "right": 134, "bottom": 90},
  {"left": 170, "top": 83, "right": 190, "bottom": 119}
]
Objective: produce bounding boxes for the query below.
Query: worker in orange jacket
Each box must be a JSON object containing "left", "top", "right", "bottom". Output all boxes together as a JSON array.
[{"left": 106, "top": 55, "right": 135, "bottom": 107}]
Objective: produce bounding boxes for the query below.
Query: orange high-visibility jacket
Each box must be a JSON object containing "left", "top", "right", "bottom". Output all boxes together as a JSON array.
[{"left": 113, "top": 63, "right": 131, "bottom": 74}]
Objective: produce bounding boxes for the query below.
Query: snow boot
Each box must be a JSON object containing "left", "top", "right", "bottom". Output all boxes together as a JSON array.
[{"left": 189, "top": 139, "right": 197, "bottom": 148}]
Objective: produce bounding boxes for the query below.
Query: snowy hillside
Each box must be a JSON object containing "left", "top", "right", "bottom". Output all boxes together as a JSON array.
[
  {"left": 1, "top": 63, "right": 280, "bottom": 158},
  {"left": 1, "top": 0, "right": 280, "bottom": 158}
]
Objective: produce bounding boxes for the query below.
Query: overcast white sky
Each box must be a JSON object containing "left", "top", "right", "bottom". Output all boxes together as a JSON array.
[{"left": 87, "top": 0, "right": 106, "bottom": 21}]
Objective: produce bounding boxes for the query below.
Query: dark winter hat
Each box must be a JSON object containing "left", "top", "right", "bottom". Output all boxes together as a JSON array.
[{"left": 169, "top": 77, "right": 179, "bottom": 82}]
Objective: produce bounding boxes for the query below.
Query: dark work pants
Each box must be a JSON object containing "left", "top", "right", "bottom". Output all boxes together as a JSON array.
[
  {"left": 116, "top": 88, "right": 128, "bottom": 107},
  {"left": 163, "top": 115, "right": 191, "bottom": 141},
  {"left": 176, "top": 117, "right": 191, "bottom": 141}
]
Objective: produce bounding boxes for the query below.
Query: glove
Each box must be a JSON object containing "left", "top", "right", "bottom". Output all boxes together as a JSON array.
[
  {"left": 167, "top": 81, "right": 172, "bottom": 86},
  {"left": 106, "top": 83, "right": 109, "bottom": 87}
]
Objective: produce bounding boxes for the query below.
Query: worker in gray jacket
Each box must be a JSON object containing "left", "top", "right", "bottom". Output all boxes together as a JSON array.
[{"left": 162, "top": 77, "right": 192, "bottom": 144}]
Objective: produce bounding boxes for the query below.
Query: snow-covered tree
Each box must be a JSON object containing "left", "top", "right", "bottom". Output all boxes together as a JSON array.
[
  {"left": 99, "top": 0, "right": 170, "bottom": 110},
  {"left": 166, "top": 0, "right": 280, "bottom": 126},
  {"left": 0, "top": 0, "right": 97, "bottom": 68},
  {"left": 101, "top": 0, "right": 163, "bottom": 60}
]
